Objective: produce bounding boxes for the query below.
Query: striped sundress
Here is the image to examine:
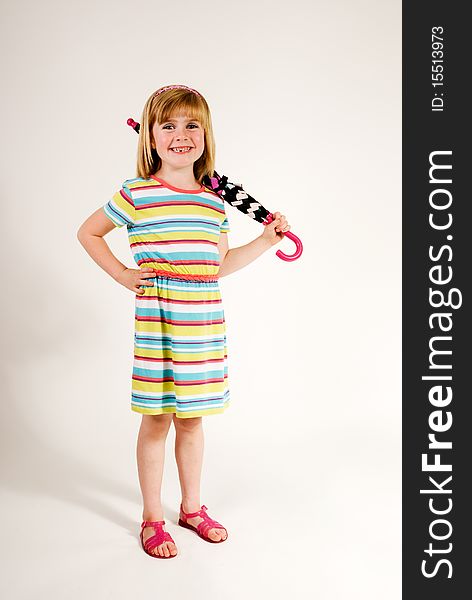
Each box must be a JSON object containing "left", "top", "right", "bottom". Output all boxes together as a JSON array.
[{"left": 103, "top": 175, "right": 231, "bottom": 418}]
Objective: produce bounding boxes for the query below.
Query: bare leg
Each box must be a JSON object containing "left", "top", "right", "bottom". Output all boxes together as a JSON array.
[
  {"left": 136, "top": 413, "right": 177, "bottom": 557},
  {"left": 173, "top": 415, "right": 227, "bottom": 542}
]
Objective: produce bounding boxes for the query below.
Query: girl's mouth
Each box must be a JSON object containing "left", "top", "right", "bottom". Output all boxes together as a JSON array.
[{"left": 170, "top": 147, "right": 193, "bottom": 153}]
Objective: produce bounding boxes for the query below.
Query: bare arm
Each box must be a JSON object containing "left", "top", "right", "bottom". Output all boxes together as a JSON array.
[
  {"left": 76, "top": 208, "right": 156, "bottom": 294},
  {"left": 217, "top": 234, "right": 271, "bottom": 278},
  {"left": 76, "top": 207, "right": 128, "bottom": 281},
  {"left": 217, "top": 212, "right": 290, "bottom": 278}
]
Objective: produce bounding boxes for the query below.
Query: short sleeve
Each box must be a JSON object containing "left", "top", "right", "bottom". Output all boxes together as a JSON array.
[
  {"left": 102, "top": 182, "right": 135, "bottom": 228},
  {"left": 220, "top": 206, "right": 230, "bottom": 233}
]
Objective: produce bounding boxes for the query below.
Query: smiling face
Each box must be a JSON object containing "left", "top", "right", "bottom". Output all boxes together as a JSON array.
[{"left": 151, "top": 113, "right": 205, "bottom": 171}]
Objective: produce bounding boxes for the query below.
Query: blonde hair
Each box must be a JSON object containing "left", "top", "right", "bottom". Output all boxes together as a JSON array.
[{"left": 136, "top": 86, "right": 216, "bottom": 181}]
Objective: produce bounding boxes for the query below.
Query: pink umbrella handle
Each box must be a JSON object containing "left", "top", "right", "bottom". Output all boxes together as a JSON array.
[
  {"left": 276, "top": 230, "right": 303, "bottom": 261},
  {"left": 264, "top": 214, "right": 303, "bottom": 261}
]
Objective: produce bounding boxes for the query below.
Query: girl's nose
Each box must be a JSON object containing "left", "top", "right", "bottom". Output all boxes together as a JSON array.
[{"left": 175, "top": 129, "right": 189, "bottom": 141}]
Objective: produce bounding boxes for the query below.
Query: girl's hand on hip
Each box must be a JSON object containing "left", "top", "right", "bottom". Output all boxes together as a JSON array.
[
  {"left": 116, "top": 267, "right": 156, "bottom": 294},
  {"left": 260, "top": 212, "right": 291, "bottom": 246}
]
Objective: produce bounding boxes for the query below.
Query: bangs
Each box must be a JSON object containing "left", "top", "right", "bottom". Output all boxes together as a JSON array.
[{"left": 156, "top": 93, "right": 208, "bottom": 127}]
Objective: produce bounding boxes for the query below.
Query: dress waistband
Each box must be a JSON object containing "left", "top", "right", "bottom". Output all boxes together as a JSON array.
[{"left": 151, "top": 268, "right": 220, "bottom": 282}]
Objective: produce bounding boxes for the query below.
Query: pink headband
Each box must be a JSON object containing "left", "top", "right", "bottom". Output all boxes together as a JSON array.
[{"left": 153, "top": 85, "right": 201, "bottom": 98}]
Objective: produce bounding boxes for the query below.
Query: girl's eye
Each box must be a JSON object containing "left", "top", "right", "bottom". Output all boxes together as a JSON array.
[{"left": 161, "top": 123, "right": 199, "bottom": 130}]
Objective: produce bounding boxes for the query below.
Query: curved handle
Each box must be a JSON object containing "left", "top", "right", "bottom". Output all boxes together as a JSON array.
[
  {"left": 265, "top": 214, "right": 303, "bottom": 261},
  {"left": 276, "top": 230, "right": 303, "bottom": 261}
]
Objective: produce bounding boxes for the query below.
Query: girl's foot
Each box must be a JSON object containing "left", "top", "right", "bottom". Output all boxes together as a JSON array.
[
  {"left": 141, "top": 521, "right": 178, "bottom": 557},
  {"left": 179, "top": 503, "right": 228, "bottom": 542}
]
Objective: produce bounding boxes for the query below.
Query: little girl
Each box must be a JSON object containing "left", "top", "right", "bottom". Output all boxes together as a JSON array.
[{"left": 77, "top": 84, "right": 290, "bottom": 559}]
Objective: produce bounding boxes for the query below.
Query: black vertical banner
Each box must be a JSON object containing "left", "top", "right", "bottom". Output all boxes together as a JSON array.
[{"left": 403, "top": 2, "right": 471, "bottom": 597}]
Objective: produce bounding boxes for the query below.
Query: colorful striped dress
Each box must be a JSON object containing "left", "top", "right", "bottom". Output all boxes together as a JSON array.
[{"left": 103, "top": 175, "right": 231, "bottom": 418}]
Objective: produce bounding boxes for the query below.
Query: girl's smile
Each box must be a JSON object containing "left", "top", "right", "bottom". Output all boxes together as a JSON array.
[{"left": 170, "top": 146, "right": 193, "bottom": 153}]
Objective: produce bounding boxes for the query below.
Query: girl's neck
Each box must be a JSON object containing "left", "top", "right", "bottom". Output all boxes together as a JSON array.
[{"left": 153, "top": 166, "right": 201, "bottom": 190}]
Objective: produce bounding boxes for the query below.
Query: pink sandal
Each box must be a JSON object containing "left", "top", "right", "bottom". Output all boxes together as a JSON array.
[
  {"left": 178, "top": 504, "right": 228, "bottom": 543},
  {"left": 140, "top": 520, "right": 177, "bottom": 559}
]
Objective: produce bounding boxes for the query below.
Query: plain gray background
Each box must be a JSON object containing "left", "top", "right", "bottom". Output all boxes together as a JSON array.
[{"left": 1, "top": 0, "right": 401, "bottom": 598}]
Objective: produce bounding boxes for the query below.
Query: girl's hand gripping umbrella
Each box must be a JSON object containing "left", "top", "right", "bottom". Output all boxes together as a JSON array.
[{"left": 127, "top": 118, "right": 303, "bottom": 261}]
